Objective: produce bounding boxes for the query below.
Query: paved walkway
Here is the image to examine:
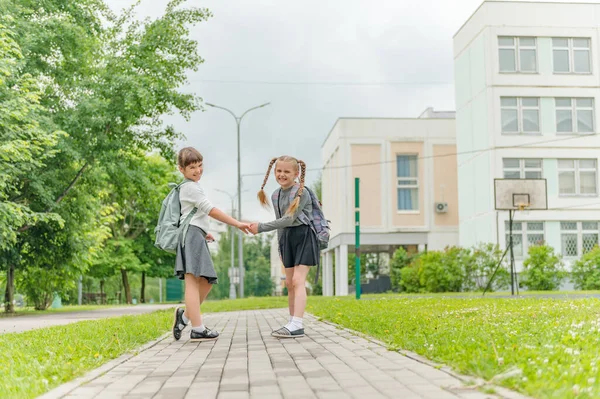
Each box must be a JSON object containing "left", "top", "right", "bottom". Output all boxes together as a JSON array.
[
  {"left": 40, "top": 308, "right": 530, "bottom": 399},
  {"left": 0, "top": 304, "right": 174, "bottom": 334}
]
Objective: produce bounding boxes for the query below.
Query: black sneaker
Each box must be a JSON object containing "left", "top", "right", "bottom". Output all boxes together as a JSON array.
[
  {"left": 172, "top": 307, "right": 187, "bottom": 341},
  {"left": 190, "top": 327, "right": 219, "bottom": 341}
]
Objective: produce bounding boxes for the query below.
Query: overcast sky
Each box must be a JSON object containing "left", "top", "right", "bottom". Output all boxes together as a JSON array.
[{"left": 102, "top": 0, "right": 491, "bottom": 223}]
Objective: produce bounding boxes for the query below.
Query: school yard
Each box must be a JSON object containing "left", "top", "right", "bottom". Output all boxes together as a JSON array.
[{"left": 2, "top": 294, "right": 600, "bottom": 399}]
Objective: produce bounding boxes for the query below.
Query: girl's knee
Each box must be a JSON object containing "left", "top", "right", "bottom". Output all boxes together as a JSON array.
[
  {"left": 291, "top": 277, "right": 305, "bottom": 290},
  {"left": 286, "top": 279, "right": 294, "bottom": 291}
]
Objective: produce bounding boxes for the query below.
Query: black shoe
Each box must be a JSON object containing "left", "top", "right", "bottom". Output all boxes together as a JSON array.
[
  {"left": 172, "top": 307, "right": 187, "bottom": 341},
  {"left": 190, "top": 327, "right": 219, "bottom": 341}
]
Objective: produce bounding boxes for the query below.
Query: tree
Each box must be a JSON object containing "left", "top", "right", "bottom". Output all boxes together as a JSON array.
[
  {"left": 91, "top": 153, "right": 176, "bottom": 304},
  {"left": 1, "top": 1, "right": 211, "bottom": 310},
  {"left": 0, "top": 24, "right": 65, "bottom": 311}
]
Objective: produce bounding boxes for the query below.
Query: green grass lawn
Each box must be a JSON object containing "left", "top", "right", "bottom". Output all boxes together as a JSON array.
[
  {"left": 3, "top": 294, "right": 600, "bottom": 399},
  {"left": 307, "top": 295, "right": 600, "bottom": 399},
  {"left": 0, "top": 297, "right": 288, "bottom": 399}
]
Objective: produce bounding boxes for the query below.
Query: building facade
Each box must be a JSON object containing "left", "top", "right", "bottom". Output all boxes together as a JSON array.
[
  {"left": 320, "top": 109, "right": 459, "bottom": 296},
  {"left": 454, "top": 0, "right": 600, "bottom": 271}
]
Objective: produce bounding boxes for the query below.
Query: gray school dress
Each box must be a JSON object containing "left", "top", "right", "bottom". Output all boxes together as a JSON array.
[{"left": 175, "top": 225, "right": 218, "bottom": 284}]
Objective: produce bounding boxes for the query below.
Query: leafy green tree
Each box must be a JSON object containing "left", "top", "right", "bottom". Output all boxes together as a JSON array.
[
  {"left": 0, "top": 24, "right": 65, "bottom": 311},
  {"left": 521, "top": 245, "right": 565, "bottom": 291},
  {"left": 90, "top": 153, "right": 176, "bottom": 304},
  {"left": 2, "top": 0, "right": 211, "bottom": 310}
]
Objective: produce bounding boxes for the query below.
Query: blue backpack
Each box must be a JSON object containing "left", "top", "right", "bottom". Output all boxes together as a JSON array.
[{"left": 271, "top": 184, "right": 330, "bottom": 250}]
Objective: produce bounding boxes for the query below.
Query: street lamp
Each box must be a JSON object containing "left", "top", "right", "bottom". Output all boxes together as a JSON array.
[
  {"left": 215, "top": 188, "right": 246, "bottom": 300},
  {"left": 206, "top": 101, "right": 270, "bottom": 298}
]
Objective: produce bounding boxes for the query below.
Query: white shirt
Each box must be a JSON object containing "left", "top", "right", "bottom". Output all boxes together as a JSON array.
[{"left": 179, "top": 181, "right": 215, "bottom": 232}]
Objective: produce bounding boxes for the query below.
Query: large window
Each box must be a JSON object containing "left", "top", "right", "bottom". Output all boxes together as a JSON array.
[
  {"left": 499, "top": 37, "right": 537, "bottom": 73},
  {"left": 503, "top": 158, "right": 542, "bottom": 179},
  {"left": 556, "top": 98, "right": 594, "bottom": 133},
  {"left": 397, "top": 155, "right": 418, "bottom": 211},
  {"left": 501, "top": 97, "right": 540, "bottom": 134},
  {"left": 553, "top": 38, "right": 592, "bottom": 74},
  {"left": 505, "top": 221, "right": 545, "bottom": 257},
  {"left": 561, "top": 221, "right": 599, "bottom": 257},
  {"left": 558, "top": 159, "right": 597, "bottom": 196}
]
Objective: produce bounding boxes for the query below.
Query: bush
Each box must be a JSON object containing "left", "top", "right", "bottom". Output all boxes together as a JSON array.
[
  {"left": 399, "top": 261, "right": 421, "bottom": 293},
  {"left": 389, "top": 247, "right": 414, "bottom": 291},
  {"left": 17, "top": 267, "right": 76, "bottom": 310},
  {"left": 571, "top": 246, "right": 600, "bottom": 290},
  {"left": 521, "top": 245, "right": 565, "bottom": 291},
  {"left": 464, "top": 243, "right": 510, "bottom": 292},
  {"left": 418, "top": 247, "right": 467, "bottom": 293}
]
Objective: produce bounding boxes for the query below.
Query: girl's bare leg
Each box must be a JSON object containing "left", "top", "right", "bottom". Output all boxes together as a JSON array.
[{"left": 183, "top": 274, "right": 202, "bottom": 327}]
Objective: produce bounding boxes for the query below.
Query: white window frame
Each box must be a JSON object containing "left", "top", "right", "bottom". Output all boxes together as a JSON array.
[
  {"left": 502, "top": 158, "right": 543, "bottom": 179},
  {"left": 396, "top": 155, "right": 419, "bottom": 212},
  {"left": 498, "top": 36, "right": 538, "bottom": 73},
  {"left": 552, "top": 37, "right": 592, "bottom": 74},
  {"left": 560, "top": 221, "right": 600, "bottom": 258},
  {"left": 555, "top": 98, "right": 595, "bottom": 134},
  {"left": 558, "top": 159, "right": 598, "bottom": 196},
  {"left": 506, "top": 221, "right": 545, "bottom": 258},
  {"left": 501, "top": 97, "right": 540, "bottom": 134}
]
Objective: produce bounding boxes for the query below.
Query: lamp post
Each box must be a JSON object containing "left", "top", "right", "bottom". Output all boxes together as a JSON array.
[
  {"left": 206, "top": 102, "right": 270, "bottom": 298},
  {"left": 215, "top": 189, "right": 241, "bottom": 300}
]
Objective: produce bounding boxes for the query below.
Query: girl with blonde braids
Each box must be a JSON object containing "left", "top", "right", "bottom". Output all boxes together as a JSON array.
[{"left": 250, "top": 156, "right": 319, "bottom": 338}]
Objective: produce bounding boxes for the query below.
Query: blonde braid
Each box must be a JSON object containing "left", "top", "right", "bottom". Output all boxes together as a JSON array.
[
  {"left": 286, "top": 160, "right": 306, "bottom": 215},
  {"left": 257, "top": 157, "right": 278, "bottom": 208}
]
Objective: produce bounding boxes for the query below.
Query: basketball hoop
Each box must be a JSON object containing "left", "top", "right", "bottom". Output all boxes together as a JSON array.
[{"left": 486, "top": 179, "right": 548, "bottom": 297}]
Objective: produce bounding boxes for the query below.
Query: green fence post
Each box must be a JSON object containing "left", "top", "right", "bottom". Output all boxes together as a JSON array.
[{"left": 355, "top": 177, "right": 361, "bottom": 300}]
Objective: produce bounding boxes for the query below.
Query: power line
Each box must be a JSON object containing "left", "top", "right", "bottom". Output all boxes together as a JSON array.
[
  {"left": 191, "top": 78, "right": 454, "bottom": 87},
  {"left": 242, "top": 133, "right": 600, "bottom": 178}
]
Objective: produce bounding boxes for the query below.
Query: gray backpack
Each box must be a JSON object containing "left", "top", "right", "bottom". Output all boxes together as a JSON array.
[{"left": 154, "top": 180, "right": 197, "bottom": 254}]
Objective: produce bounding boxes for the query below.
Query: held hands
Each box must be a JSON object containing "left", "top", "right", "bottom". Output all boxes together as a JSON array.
[
  {"left": 249, "top": 223, "right": 259, "bottom": 235},
  {"left": 236, "top": 222, "right": 252, "bottom": 234}
]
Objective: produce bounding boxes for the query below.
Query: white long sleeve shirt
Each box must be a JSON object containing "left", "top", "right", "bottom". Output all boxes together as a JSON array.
[{"left": 179, "top": 181, "right": 215, "bottom": 232}]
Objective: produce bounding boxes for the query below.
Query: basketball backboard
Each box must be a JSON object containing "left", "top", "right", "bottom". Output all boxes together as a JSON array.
[{"left": 494, "top": 179, "right": 548, "bottom": 210}]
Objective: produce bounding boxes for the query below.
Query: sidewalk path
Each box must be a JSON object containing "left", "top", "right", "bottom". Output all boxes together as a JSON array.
[
  {"left": 41, "top": 308, "right": 530, "bottom": 399},
  {"left": 0, "top": 304, "right": 175, "bottom": 334}
]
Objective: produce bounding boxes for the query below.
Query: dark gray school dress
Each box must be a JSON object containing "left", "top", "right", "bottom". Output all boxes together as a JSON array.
[
  {"left": 258, "top": 186, "right": 320, "bottom": 268},
  {"left": 175, "top": 225, "right": 218, "bottom": 284}
]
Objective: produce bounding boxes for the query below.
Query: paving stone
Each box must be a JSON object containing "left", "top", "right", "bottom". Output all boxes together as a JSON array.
[{"left": 43, "top": 309, "right": 530, "bottom": 399}]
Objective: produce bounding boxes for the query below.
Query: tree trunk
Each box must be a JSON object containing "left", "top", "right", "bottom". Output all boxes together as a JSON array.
[
  {"left": 140, "top": 272, "right": 146, "bottom": 304},
  {"left": 4, "top": 264, "right": 15, "bottom": 313},
  {"left": 121, "top": 269, "right": 132, "bottom": 304},
  {"left": 100, "top": 280, "right": 105, "bottom": 304}
]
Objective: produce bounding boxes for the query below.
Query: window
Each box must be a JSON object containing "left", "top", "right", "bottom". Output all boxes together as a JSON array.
[
  {"left": 499, "top": 37, "right": 537, "bottom": 73},
  {"left": 561, "top": 221, "right": 600, "bottom": 257},
  {"left": 558, "top": 159, "right": 597, "bottom": 195},
  {"left": 501, "top": 97, "right": 540, "bottom": 134},
  {"left": 556, "top": 98, "right": 595, "bottom": 133},
  {"left": 503, "top": 158, "right": 542, "bottom": 179},
  {"left": 553, "top": 38, "right": 591, "bottom": 73},
  {"left": 397, "top": 155, "right": 418, "bottom": 211},
  {"left": 505, "top": 221, "right": 545, "bottom": 257}
]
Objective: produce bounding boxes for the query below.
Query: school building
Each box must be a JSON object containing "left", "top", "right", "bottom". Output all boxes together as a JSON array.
[
  {"left": 455, "top": 0, "right": 600, "bottom": 273},
  {"left": 319, "top": 109, "right": 459, "bottom": 296}
]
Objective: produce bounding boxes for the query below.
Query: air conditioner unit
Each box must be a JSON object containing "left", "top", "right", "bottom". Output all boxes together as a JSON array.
[{"left": 435, "top": 202, "right": 448, "bottom": 213}]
